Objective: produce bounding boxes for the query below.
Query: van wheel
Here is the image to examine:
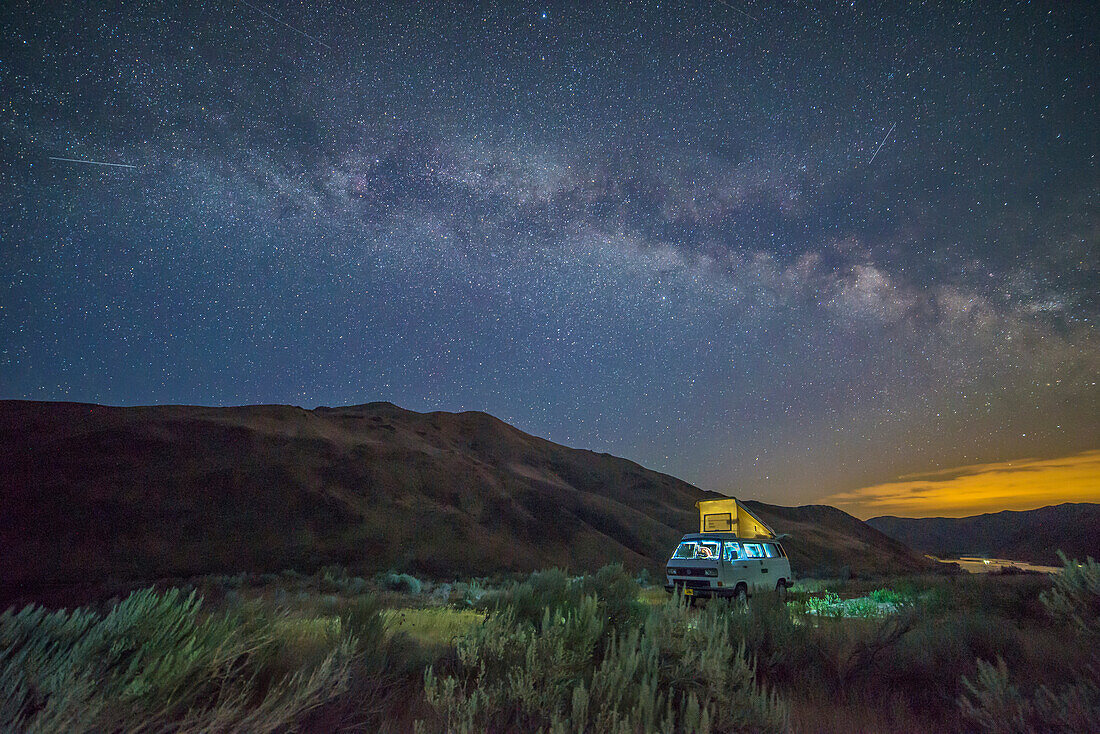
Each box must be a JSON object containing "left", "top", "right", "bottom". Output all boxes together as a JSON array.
[
  {"left": 776, "top": 580, "right": 788, "bottom": 601},
  {"left": 732, "top": 585, "right": 748, "bottom": 609}
]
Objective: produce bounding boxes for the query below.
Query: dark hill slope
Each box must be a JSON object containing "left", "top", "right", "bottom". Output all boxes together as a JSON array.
[
  {"left": 743, "top": 501, "right": 934, "bottom": 577},
  {"left": 867, "top": 504, "right": 1100, "bottom": 565},
  {"left": 0, "top": 400, "right": 934, "bottom": 594}
]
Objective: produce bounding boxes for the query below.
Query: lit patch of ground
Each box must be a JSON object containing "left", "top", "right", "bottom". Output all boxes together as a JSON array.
[
  {"left": 382, "top": 607, "right": 485, "bottom": 647},
  {"left": 932, "top": 556, "right": 1063, "bottom": 574}
]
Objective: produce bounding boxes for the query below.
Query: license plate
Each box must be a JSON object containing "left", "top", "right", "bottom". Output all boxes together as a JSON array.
[{"left": 683, "top": 588, "right": 694, "bottom": 595}]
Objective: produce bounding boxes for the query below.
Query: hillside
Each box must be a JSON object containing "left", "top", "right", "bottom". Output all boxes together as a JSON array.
[
  {"left": 867, "top": 503, "right": 1100, "bottom": 565},
  {"left": 744, "top": 501, "right": 936, "bottom": 577},
  {"left": 1, "top": 400, "right": 934, "bottom": 598}
]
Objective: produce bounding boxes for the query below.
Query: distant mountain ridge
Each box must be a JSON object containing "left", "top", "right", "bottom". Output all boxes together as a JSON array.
[
  {"left": 1, "top": 400, "right": 934, "bottom": 599},
  {"left": 867, "top": 503, "right": 1100, "bottom": 565},
  {"left": 743, "top": 501, "right": 932, "bottom": 577}
]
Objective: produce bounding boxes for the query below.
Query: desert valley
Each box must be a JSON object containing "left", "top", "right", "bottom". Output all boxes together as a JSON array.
[{"left": 2, "top": 400, "right": 1097, "bottom": 732}]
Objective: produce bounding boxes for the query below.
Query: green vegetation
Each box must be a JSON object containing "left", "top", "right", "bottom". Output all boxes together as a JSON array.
[
  {"left": 794, "top": 588, "right": 915, "bottom": 618},
  {"left": 867, "top": 588, "right": 907, "bottom": 605},
  {"left": 802, "top": 590, "right": 842, "bottom": 615},
  {"left": 2, "top": 558, "right": 1096, "bottom": 733}
]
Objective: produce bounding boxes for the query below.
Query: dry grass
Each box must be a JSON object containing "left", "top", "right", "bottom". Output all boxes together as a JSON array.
[{"left": 382, "top": 608, "right": 484, "bottom": 649}]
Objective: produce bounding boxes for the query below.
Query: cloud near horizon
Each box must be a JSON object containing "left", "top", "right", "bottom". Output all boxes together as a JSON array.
[{"left": 824, "top": 450, "right": 1100, "bottom": 519}]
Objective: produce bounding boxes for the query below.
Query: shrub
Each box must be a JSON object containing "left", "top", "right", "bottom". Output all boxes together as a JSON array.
[
  {"left": 843, "top": 597, "right": 882, "bottom": 618},
  {"left": 0, "top": 588, "right": 352, "bottom": 733},
  {"left": 802, "top": 610, "right": 917, "bottom": 694},
  {"left": 960, "top": 554, "right": 1100, "bottom": 733},
  {"left": 302, "top": 593, "right": 434, "bottom": 731},
  {"left": 878, "top": 611, "right": 1016, "bottom": 706},
  {"left": 804, "top": 591, "right": 842, "bottom": 615},
  {"left": 449, "top": 580, "right": 486, "bottom": 608},
  {"left": 346, "top": 576, "right": 371, "bottom": 595},
  {"left": 867, "top": 588, "right": 906, "bottom": 605},
  {"left": 577, "top": 563, "right": 645, "bottom": 631},
  {"left": 789, "top": 579, "right": 830, "bottom": 594},
  {"left": 384, "top": 572, "right": 424, "bottom": 595},
  {"left": 722, "top": 591, "right": 816, "bottom": 688},
  {"left": 921, "top": 574, "right": 1051, "bottom": 623},
  {"left": 420, "top": 595, "right": 788, "bottom": 733},
  {"left": 478, "top": 564, "right": 643, "bottom": 633},
  {"left": 477, "top": 567, "right": 572, "bottom": 623},
  {"left": 959, "top": 658, "right": 1100, "bottom": 734},
  {"left": 1040, "top": 553, "right": 1100, "bottom": 639}
]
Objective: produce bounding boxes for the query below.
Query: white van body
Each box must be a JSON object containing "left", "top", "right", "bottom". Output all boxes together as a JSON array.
[{"left": 664, "top": 533, "right": 792, "bottom": 600}]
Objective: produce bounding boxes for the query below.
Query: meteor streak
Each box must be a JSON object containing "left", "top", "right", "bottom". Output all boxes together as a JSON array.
[
  {"left": 868, "top": 122, "right": 896, "bottom": 165},
  {"left": 47, "top": 156, "right": 137, "bottom": 169},
  {"left": 239, "top": 0, "right": 332, "bottom": 50},
  {"left": 713, "top": 0, "right": 756, "bottom": 22}
]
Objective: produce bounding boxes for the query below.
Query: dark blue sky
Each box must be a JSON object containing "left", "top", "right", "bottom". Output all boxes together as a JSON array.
[{"left": 2, "top": 1, "right": 1096, "bottom": 505}]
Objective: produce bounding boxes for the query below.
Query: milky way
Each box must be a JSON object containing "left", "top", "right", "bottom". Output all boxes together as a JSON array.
[{"left": 1, "top": 1, "right": 1096, "bottom": 505}]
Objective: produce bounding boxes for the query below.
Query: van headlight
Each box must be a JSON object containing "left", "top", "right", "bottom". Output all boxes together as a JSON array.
[{"left": 704, "top": 569, "right": 718, "bottom": 577}]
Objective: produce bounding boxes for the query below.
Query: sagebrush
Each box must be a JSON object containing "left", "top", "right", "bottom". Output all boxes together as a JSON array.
[{"left": 421, "top": 595, "right": 788, "bottom": 734}]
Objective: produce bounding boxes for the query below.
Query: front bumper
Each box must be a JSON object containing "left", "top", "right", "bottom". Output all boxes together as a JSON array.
[{"left": 663, "top": 582, "right": 736, "bottom": 598}]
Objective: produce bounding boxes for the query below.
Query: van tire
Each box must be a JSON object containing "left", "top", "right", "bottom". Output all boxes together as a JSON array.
[
  {"left": 732, "top": 584, "right": 748, "bottom": 609},
  {"left": 776, "top": 580, "right": 788, "bottom": 601}
]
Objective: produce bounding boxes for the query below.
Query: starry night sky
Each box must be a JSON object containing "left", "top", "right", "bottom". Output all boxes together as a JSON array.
[{"left": 2, "top": 1, "right": 1097, "bottom": 509}]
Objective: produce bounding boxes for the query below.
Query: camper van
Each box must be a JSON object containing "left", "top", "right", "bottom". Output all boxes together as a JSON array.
[{"left": 665, "top": 498, "right": 792, "bottom": 602}]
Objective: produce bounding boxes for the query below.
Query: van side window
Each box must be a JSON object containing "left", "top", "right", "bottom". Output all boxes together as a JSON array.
[
  {"left": 775, "top": 543, "right": 787, "bottom": 557},
  {"left": 697, "top": 541, "right": 721, "bottom": 559},
  {"left": 742, "top": 543, "right": 765, "bottom": 558},
  {"left": 763, "top": 544, "right": 776, "bottom": 558},
  {"left": 723, "top": 542, "right": 740, "bottom": 561}
]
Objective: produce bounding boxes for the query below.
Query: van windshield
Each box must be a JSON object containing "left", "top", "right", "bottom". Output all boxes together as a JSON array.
[{"left": 672, "top": 540, "right": 721, "bottom": 560}]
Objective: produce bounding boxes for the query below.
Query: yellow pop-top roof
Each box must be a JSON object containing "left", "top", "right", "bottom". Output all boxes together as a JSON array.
[{"left": 695, "top": 498, "right": 775, "bottom": 538}]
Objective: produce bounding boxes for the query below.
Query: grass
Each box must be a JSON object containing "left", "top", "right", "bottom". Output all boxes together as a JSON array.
[{"left": 382, "top": 607, "right": 484, "bottom": 648}]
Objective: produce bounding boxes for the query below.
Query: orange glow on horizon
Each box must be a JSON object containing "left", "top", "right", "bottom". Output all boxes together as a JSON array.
[{"left": 824, "top": 449, "right": 1100, "bottom": 519}]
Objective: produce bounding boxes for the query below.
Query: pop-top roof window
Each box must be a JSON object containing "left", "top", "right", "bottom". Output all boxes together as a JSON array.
[{"left": 702, "top": 513, "right": 733, "bottom": 532}]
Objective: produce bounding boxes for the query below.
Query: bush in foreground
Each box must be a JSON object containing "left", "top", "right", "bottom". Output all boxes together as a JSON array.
[
  {"left": 420, "top": 593, "right": 788, "bottom": 734},
  {"left": 959, "top": 554, "right": 1100, "bottom": 733},
  {"left": 0, "top": 588, "right": 353, "bottom": 733}
]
